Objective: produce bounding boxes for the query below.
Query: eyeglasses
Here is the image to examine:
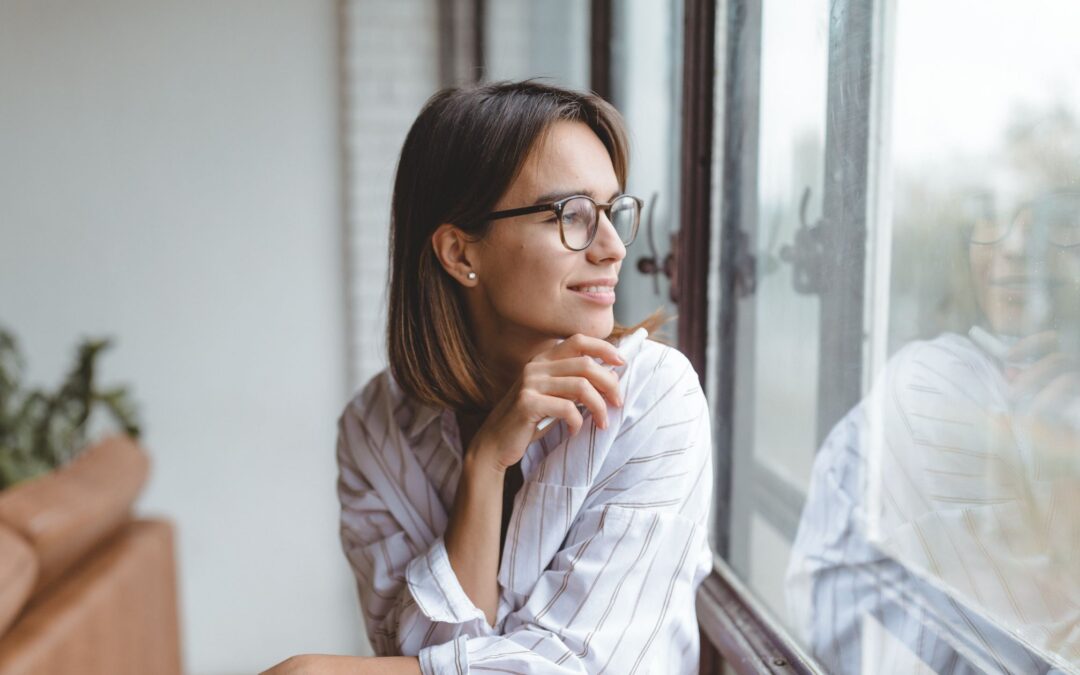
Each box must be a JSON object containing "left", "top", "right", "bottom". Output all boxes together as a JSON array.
[
  {"left": 964, "top": 190, "right": 1080, "bottom": 248},
  {"left": 484, "top": 194, "right": 643, "bottom": 251}
]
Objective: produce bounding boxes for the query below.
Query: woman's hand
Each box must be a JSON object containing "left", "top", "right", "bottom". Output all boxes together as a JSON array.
[
  {"left": 469, "top": 334, "right": 625, "bottom": 472},
  {"left": 260, "top": 654, "right": 420, "bottom": 675},
  {"left": 1005, "top": 331, "right": 1080, "bottom": 473}
]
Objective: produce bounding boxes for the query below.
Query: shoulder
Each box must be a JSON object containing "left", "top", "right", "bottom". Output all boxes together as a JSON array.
[
  {"left": 336, "top": 368, "right": 404, "bottom": 463},
  {"left": 583, "top": 339, "right": 713, "bottom": 518},
  {"left": 620, "top": 339, "right": 705, "bottom": 419},
  {"left": 339, "top": 368, "right": 397, "bottom": 427},
  {"left": 602, "top": 339, "right": 709, "bottom": 465},
  {"left": 885, "top": 332, "right": 986, "bottom": 371},
  {"left": 879, "top": 332, "right": 997, "bottom": 401}
]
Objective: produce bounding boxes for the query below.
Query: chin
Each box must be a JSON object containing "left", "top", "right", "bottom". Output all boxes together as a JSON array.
[
  {"left": 984, "top": 308, "right": 1052, "bottom": 337},
  {"left": 560, "top": 312, "right": 614, "bottom": 339}
]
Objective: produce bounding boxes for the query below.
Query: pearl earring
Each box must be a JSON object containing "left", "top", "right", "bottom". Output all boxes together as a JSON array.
[{"left": 467, "top": 271, "right": 477, "bottom": 280}]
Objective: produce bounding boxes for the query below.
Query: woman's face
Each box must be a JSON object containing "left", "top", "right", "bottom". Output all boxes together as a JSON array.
[
  {"left": 969, "top": 202, "right": 1080, "bottom": 336},
  {"left": 467, "top": 120, "right": 626, "bottom": 345}
]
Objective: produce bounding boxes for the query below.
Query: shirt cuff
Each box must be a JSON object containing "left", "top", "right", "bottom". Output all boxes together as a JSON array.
[
  {"left": 405, "top": 536, "right": 488, "bottom": 626},
  {"left": 418, "top": 635, "right": 470, "bottom": 675}
]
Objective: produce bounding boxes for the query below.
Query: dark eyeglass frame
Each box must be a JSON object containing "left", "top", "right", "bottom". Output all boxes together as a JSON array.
[
  {"left": 965, "top": 189, "right": 1080, "bottom": 248},
  {"left": 484, "top": 194, "right": 644, "bottom": 251}
]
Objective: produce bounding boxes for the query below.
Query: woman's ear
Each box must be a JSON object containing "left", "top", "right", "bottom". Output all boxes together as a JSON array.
[{"left": 431, "top": 223, "right": 480, "bottom": 287}]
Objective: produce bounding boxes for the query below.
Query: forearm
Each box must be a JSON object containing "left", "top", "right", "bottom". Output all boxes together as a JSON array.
[
  {"left": 376, "top": 656, "right": 422, "bottom": 674},
  {"left": 444, "top": 453, "right": 504, "bottom": 626},
  {"left": 261, "top": 654, "right": 420, "bottom": 675}
]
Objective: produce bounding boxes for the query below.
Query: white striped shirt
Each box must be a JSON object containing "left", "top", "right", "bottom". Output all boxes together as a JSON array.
[
  {"left": 787, "top": 333, "right": 1079, "bottom": 674},
  {"left": 337, "top": 338, "right": 713, "bottom": 674}
]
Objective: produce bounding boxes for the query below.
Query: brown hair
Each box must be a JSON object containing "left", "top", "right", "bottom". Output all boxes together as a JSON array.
[{"left": 387, "top": 80, "right": 664, "bottom": 412}]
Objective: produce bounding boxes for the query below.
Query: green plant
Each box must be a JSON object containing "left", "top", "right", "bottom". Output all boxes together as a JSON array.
[{"left": 0, "top": 326, "right": 140, "bottom": 489}]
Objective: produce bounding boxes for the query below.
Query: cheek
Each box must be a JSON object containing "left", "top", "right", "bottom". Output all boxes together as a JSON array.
[
  {"left": 1050, "top": 249, "right": 1080, "bottom": 280},
  {"left": 484, "top": 239, "right": 569, "bottom": 306},
  {"left": 968, "top": 247, "right": 991, "bottom": 287}
]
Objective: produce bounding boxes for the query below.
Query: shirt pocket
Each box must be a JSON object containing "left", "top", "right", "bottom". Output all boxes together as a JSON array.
[{"left": 498, "top": 479, "right": 589, "bottom": 598}]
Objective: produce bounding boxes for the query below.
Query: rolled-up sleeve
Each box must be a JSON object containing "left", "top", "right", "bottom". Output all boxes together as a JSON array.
[
  {"left": 337, "top": 410, "right": 494, "bottom": 657},
  {"left": 405, "top": 537, "right": 487, "bottom": 625}
]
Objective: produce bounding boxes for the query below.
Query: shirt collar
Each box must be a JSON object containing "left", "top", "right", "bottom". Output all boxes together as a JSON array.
[{"left": 405, "top": 401, "right": 442, "bottom": 442}]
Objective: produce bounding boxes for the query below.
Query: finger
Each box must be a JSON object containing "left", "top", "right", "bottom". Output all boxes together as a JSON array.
[
  {"left": 543, "top": 356, "right": 623, "bottom": 405},
  {"left": 1011, "top": 353, "right": 1076, "bottom": 400},
  {"left": 539, "top": 376, "right": 610, "bottom": 429},
  {"left": 1005, "top": 330, "right": 1060, "bottom": 364},
  {"left": 1026, "top": 371, "right": 1080, "bottom": 420},
  {"left": 539, "top": 333, "right": 624, "bottom": 367},
  {"left": 531, "top": 395, "right": 585, "bottom": 437}
]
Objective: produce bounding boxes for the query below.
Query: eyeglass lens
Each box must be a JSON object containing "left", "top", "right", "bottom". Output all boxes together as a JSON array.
[
  {"left": 968, "top": 192, "right": 1080, "bottom": 246},
  {"left": 559, "top": 196, "right": 640, "bottom": 250}
]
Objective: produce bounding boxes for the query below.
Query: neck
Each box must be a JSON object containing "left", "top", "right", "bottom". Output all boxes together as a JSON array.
[{"left": 467, "top": 311, "right": 560, "bottom": 409}]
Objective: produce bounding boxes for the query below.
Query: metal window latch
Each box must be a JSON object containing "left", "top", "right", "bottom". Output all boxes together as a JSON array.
[
  {"left": 779, "top": 186, "right": 827, "bottom": 296},
  {"left": 636, "top": 191, "right": 761, "bottom": 303},
  {"left": 635, "top": 192, "right": 679, "bottom": 303},
  {"left": 730, "top": 227, "right": 758, "bottom": 298}
]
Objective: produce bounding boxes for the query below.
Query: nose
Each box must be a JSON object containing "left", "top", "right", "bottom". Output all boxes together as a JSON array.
[
  {"left": 1000, "top": 208, "right": 1046, "bottom": 260},
  {"left": 586, "top": 211, "right": 627, "bottom": 263}
]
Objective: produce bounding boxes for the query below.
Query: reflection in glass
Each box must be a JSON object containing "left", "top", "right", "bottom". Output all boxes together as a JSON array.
[{"left": 783, "top": 1, "right": 1080, "bottom": 672}]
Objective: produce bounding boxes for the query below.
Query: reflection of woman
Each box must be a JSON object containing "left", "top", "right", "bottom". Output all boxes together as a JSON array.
[
  {"left": 787, "top": 187, "right": 1080, "bottom": 674},
  {"left": 264, "top": 82, "right": 713, "bottom": 674}
]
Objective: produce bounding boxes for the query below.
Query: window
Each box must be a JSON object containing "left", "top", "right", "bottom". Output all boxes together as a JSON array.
[
  {"left": 609, "top": 0, "right": 684, "bottom": 332},
  {"left": 483, "top": 0, "right": 591, "bottom": 90},
  {"left": 710, "top": 1, "right": 1080, "bottom": 673}
]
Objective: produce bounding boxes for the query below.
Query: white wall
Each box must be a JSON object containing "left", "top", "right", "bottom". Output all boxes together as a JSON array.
[
  {"left": 342, "top": 0, "right": 440, "bottom": 390},
  {"left": 0, "top": 1, "right": 366, "bottom": 672}
]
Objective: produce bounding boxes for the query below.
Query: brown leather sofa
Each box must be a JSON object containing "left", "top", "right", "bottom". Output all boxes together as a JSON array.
[{"left": 0, "top": 436, "right": 182, "bottom": 675}]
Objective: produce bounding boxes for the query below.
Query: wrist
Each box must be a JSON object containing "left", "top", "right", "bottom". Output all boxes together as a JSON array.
[{"left": 463, "top": 440, "right": 507, "bottom": 478}]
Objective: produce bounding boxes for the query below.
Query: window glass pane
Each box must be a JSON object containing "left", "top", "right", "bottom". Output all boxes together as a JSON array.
[
  {"left": 747, "top": 0, "right": 828, "bottom": 492},
  {"left": 726, "top": 0, "right": 830, "bottom": 612},
  {"left": 610, "top": 0, "right": 683, "bottom": 334},
  {"left": 849, "top": 2, "right": 1080, "bottom": 672},
  {"left": 720, "top": 1, "right": 1080, "bottom": 673},
  {"left": 483, "top": 0, "right": 590, "bottom": 90}
]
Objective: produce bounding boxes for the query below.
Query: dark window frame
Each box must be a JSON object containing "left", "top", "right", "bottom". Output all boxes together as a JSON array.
[
  {"left": 681, "top": 0, "right": 876, "bottom": 671},
  {"left": 720, "top": 0, "right": 878, "bottom": 576}
]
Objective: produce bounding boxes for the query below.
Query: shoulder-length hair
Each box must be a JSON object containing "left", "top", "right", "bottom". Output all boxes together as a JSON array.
[{"left": 387, "top": 80, "right": 664, "bottom": 413}]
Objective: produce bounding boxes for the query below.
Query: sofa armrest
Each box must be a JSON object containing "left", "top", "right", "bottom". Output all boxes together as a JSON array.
[
  {"left": 0, "top": 436, "right": 149, "bottom": 591},
  {"left": 0, "top": 524, "right": 37, "bottom": 638}
]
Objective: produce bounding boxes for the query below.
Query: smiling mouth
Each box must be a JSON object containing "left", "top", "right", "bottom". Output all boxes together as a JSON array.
[
  {"left": 990, "top": 277, "right": 1063, "bottom": 289},
  {"left": 567, "top": 284, "right": 617, "bottom": 305},
  {"left": 568, "top": 285, "right": 615, "bottom": 293}
]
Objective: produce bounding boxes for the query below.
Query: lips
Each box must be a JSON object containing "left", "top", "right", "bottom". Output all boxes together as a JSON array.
[
  {"left": 990, "top": 276, "right": 1063, "bottom": 289},
  {"left": 567, "top": 278, "right": 618, "bottom": 292},
  {"left": 569, "top": 285, "right": 615, "bottom": 293},
  {"left": 568, "top": 278, "right": 618, "bottom": 305}
]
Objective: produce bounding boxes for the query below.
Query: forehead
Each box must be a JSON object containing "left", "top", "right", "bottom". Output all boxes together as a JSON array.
[{"left": 508, "top": 120, "right": 620, "bottom": 202}]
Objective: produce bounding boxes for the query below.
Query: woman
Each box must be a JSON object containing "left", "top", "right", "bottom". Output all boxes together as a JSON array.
[
  {"left": 265, "top": 81, "right": 713, "bottom": 674},
  {"left": 786, "top": 181, "right": 1080, "bottom": 673}
]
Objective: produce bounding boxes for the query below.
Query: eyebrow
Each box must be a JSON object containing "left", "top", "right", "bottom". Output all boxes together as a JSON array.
[{"left": 531, "top": 188, "right": 622, "bottom": 205}]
